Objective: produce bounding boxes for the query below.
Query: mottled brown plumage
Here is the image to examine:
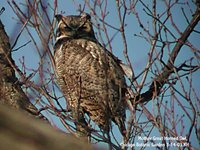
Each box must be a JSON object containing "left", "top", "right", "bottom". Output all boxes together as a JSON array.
[{"left": 54, "top": 13, "right": 129, "bottom": 137}]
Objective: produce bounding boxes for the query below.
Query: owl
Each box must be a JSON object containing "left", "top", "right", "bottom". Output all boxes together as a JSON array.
[{"left": 54, "top": 13, "right": 131, "bottom": 139}]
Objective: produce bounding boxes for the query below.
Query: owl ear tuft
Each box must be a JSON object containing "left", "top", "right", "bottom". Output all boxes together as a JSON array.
[
  {"left": 81, "top": 13, "right": 91, "bottom": 20},
  {"left": 55, "top": 14, "right": 63, "bottom": 22}
]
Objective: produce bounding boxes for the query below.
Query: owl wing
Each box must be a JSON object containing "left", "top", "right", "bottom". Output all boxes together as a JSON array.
[{"left": 105, "top": 49, "right": 133, "bottom": 80}]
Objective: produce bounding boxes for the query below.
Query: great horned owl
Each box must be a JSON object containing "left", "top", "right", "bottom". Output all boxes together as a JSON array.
[{"left": 54, "top": 13, "right": 130, "bottom": 138}]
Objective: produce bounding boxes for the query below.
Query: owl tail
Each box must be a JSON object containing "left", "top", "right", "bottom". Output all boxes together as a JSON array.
[
  {"left": 72, "top": 110, "right": 91, "bottom": 140},
  {"left": 114, "top": 117, "right": 128, "bottom": 147}
]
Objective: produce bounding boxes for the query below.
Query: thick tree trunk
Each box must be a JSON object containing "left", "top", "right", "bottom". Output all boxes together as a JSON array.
[
  {"left": 0, "top": 104, "right": 92, "bottom": 150},
  {"left": 0, "top": 20, "right": 39, "bottom": 115}
]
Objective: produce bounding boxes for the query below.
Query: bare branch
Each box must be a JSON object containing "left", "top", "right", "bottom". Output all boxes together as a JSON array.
[{"left": 138, "top": 6, "right": 200, "bottom": 104}]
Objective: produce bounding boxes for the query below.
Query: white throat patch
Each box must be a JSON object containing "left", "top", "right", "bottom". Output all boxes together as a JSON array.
[{"left": 55, "top": 35, "right": 69, "bottom": 43}]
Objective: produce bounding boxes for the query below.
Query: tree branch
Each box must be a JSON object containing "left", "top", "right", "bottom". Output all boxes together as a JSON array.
[
  {"left": 0, "top": 104, "right": 92, "bottom": 150},
  {"left": 137, "top": 6, "right": 200, "bottom": 103},
  {"left": 0, "top": 19, "right": 40, "bottom": 116}
]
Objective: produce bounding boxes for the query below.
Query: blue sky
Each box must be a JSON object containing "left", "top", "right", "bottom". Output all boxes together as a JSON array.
[{"left": 1, "top": 0, "right": 200, "bottom": 149}]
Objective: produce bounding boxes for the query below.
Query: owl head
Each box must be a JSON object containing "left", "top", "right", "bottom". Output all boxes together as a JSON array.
[{"left": 55, "top": 13, "right": 95, "bottom": 41}]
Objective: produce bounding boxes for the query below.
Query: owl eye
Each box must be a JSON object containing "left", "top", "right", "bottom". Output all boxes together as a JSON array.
[
  {"left": 63, "top": 24, "right": 71, "bottom": 30},
  {"left": 79, "top": 24, "right": 88, "bottom": 31},
  {"left": 81, "top": 26, "right": 87, "bottom": 30}
]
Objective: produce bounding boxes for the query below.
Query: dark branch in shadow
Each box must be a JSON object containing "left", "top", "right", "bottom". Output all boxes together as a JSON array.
[{"left": 137, "top": 6, "right": 200, "bottom": 104}]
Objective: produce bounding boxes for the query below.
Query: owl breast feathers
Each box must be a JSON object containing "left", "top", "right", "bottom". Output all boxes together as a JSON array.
[{"left": 54, "top": 13, "right": 131, "bottom": 133}]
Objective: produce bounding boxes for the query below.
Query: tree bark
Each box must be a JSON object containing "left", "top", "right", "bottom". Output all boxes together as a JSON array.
[
  {"left": 0, "top": 104, "right": 92, "bottom": 150},
  {"left": 0, "top": 20, "right": 39, "bottom": 115}
]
